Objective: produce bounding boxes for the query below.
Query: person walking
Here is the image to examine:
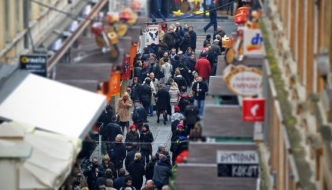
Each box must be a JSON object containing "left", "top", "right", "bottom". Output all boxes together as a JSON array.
[
  {"left": 195, "top": 53, "right": 211, "bottom": 83},
  {"left": 153, "top": 84, "right": 171, "bottom": 125},
  {"left": 192, "top": 76, "right": 208, "bottom": 117},
  {"left": 168, "top": 82, "right": 181, "bottom": 114},
  {"left": 125, "top": 124, "right": 140, "bottom": 152},
  {"left": 203, "top": 0, "right": 217, "bottom": 32},
  {"left": 150, "top": 0, "right": 166, "bottom": 22},
  {"left": 109, "top": 135, "right": 126, "bottom": 178},
  {"left": 161, "top": 58, "right": 173, "bottom": 84},
  {"left": 128, "top": 153, "right": 145, "bottom": 190},
  {"left": 117, "top": 92, "right": 132, "bottom": 133},
  {"left": 140, "top": 78, "right": 152, "bottom": 122},
  {"left": 140, "top": 124, "right": 154, "bottom": 164},
  {"left": 132, "top": 100, "right": 146, "bottom": 132}
]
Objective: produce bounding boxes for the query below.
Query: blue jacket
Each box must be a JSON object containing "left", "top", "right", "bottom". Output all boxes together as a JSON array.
[{"left": 209, "top": 3, "right": 217, "bottom": 19}]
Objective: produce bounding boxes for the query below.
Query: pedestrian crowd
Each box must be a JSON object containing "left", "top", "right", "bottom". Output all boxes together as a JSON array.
[{"left": 70, "top": 20, "right": 226, "bottom": 190}]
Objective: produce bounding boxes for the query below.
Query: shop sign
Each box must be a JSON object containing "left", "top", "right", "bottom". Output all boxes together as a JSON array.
[
  {"left": 242, "top": 98, "right": 265, "bottom": 122},
  {"left": 223, "top": 65, "right": 263, "bottom": 97},
  {"left": 217, "top": 150, "right": 259, "bottom": 178},
  {"left": 145, "top": 25, "right": 159, "bottom": 45},
  {"left": 243, "top": 29, "right": 265, "bottom": 56},
  {"left": 20, "top": 54, "right": 48, "bottom": 77}
]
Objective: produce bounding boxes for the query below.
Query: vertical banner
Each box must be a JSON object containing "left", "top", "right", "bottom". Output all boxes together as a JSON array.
[
  {"left": 121, "top": 54, "right": 132, "bottom": 80},
  {"left": 108, "top": 71, "right": 121, "bottom": 97},
  {"left": 145, "top": 25, "right": 159, "bottom": 45},
  {"left": 130, "top": 43, "right": 138, "bottom": 67}
]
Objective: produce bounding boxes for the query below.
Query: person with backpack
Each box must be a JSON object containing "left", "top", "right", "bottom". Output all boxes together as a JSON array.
[
  {"left": 173, "top": 69, "right": 188, "bottom": 91},
  {"left": 184, "top": 98, "right": 199, "bottom": 134},
  {"left": 177, "top": 93, "right": 190, "bottom": 114},
  {"left": 109, "top": 135, "right": 126, "bottom": 179},
  {"left": 132, "top": 100, "right": 146, "bottom": 133},
  {"left": 170, "top": 123, "right": 188, "bottom": 165}
]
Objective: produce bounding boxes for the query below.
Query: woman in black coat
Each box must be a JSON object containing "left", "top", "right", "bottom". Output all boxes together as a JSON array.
[
  {"left": 180, "top": 32, "right": 191, "bottom": 53},
  {"left": 130, "top": 77, "right": 141, "bottom": 101},
  {"left": 153, "top": 84, "right": 170, "bottom": 124},
  {"left": 128, "top": 153, "right": 145, "bottom": 190}
]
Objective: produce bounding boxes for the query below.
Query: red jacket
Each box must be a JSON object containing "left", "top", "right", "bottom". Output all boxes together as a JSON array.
[
  {"left": 176, "top": 150, "right": 189, "bottom": 164},
  {"left": 195, "top": 57, "right": 211, "bottom": 80}
]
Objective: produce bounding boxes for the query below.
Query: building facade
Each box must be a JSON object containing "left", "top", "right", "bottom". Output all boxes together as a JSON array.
[
  {"left": 260, "top": 0, "right": 332, "bottom": 189},
  {"left": 0, "top": 0, "right": 86, "bottom": 64}
]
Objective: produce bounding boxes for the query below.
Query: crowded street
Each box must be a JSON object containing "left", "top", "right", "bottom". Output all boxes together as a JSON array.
[{"left": 1, "top": 0, "right": 332, "bottom": 190}]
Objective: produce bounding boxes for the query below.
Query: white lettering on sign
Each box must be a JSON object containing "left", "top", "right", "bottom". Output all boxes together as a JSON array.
[
  {"left": 217, "top": 151, "right": 259, "bottom": 164},
  {"left": 232, "top": 165, "right": 259, "bottom": 177},
  {"left": 27, "top": 57, "right": 47, "bottom": 63}
]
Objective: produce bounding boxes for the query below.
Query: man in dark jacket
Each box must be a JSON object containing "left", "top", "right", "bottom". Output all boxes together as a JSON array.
[
  {"left": 132, "top": 100, "right": 146, "bottom": 132},
  {"left": 185, "top": 53, "right": 196, "bottom": 83},
  {"left": 153, "top": 155, "right": 172, "bottom": 189},
  {"left": 188, "top": 26, "right": 197, "bottom": 52},
  {"left": 192, "top": 76, "right": 208, "bottom": 117},
  {"left": 149, "top": 57, "right": 162, "bottom": 80},
  {"left": 203, "top": 34, "right": 211, "bottom": 48},
  {"left": 153, "top": 84, "right": 171, "bottom": 125},
  {"left": 109, "top": 134, "right": 126, "bottom": 178},
  {"left": 140, "top": 124, "right": 154, "bottom": 164},
  {"left": 163, "top": 26, "right": 177, "bottom": 51},
  {"left": 140, "top": 78, "right": 152, "bottom": 122},
  {"left": 100, "top": 115, "right": 122, "bottom": 148},
  {"left": 145, "top": 156, "right": 157, "bottom": 181},
  {"left": 174, "top": 69, "right": 188, "bottom": 91},
  {"left": 184, "top": 98, "right": 199, "bottom": 134},
  {"left": 213, "top": 25, "right": 226, "bottom": 40},
  {"left": 113, "top": 168, "right": 126, "bottom": 189},
  {"left": 125, "top": 142, "right": 140, "bottom": 170},
  {"left": 83, "top": 163, "right": 104, "bottom": 190},
  {"left": 203, "top": 0, "right": 217, "bottom": 32}
]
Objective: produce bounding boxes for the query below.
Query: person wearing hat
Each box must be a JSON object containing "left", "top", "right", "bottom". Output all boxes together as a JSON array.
[
  {"left": 170, "top": 123, "right": 188, "bottom": 165},
  {"left": 212, "top": 39, "right": 222, "bottom": 56},
  {"left": 140, "top": 124, "right": 154, "bottom": 164},
  {"left": 125, "top": 124, "right": 139, "bottom": 152},
  {"left": 170, "top": 105, "right": 186, "bottom": 123},
  {"left": 195, "top": 53, "right": 211, "bottom": 83},
  {"left": 132, "top": 100, "right": 146, "bottom": 132},
  {"left": 152, "top": 154, "right": 172, "bottom": 189}
]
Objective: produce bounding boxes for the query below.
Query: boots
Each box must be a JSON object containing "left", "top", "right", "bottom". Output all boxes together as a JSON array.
[{"left": 163, "top": 112, "right": 167, "bottom": 125}]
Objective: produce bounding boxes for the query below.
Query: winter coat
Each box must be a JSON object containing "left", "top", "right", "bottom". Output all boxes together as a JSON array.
[
  {"left": 133, "top": 66, "right": 142, "bottom": 79},
  {"left": 207, "top": 50, "right": 216, "bottom": 67},
  {"left": 150, "top": 63, "right": 162, "bottom": 80},
  {"left": 155, "top": 149, "right": 171, "bottom": 166},
  {"left": 140, "top": 131, "right": 154, "bottom": 151},
  {"left": 145, "top": 161, "right": 156, "bottom": 180},
  {"left": 132, "top": 105, "right": 146, "bottom": 123},
  {"left": 180, "top": 36, "right": 191, "bottom": 52},
  {"left": 125, "top": 148, "right": 140, "bottom": 169},
  {"left": 211, "top": 44, "right": 222, "bottom": 56},
  {"left": 128, "top": 160, "right": 145, "bottom": 190},
  {"left": 117, "top": 98, "right": 132, "bottom": 122},
  {"left": 161, "top": 62, "right": 173, "bottom": 84},
  {"left": 195, "top": 57, "right": 211, "bottom": 80},
  {"left": 209, "top": 3, "right": 217, "bottom": 20},
  {"left": 174, "top": 75, "right": 188, "bottom": 90},
  {"left": 83, "top": 169, "right": 104, "bottom": 190},
  {"left": 192, "top": 81, "right": 209, "bottom": 100},
  {"left": 168, "top": 86, "right": 180, "bottom": 103},
  {"left": 178, "top": 67, "right": 190, "bottom": 86},
  {"left": 131, "top": 83, "right": 141, "bottom": 101},
  {"left": 100, "top": 122, "right": 122, "bottom": 143},
  {"left": 114, "top": 176, "right": 126, "bottom": 190},
  {"left": 153, "top": 161, "right": 172, "bottom": 185},
  {"left": 163, "top": 32, "right": 177, "bottom": 47},
  {"left": 125, "top": 131, "right": 139, "bottom": 150},
  {"left": 154, "top": 89, "right": 170, "bottom": 110},
  {"left": 171, "top": 59, "right": 180, "bottom": 75},
  {"left": 109, "top": 142, "right": 126, "bottom": 167},
  {"left": 189, "top": 30, "right": 197, "bottom": 50},
  {"left": 140, "top": 83, "right": 152, "bottom": 106},
  {"left": 184, "top": 104, "right": 199, "bottom": 124}
]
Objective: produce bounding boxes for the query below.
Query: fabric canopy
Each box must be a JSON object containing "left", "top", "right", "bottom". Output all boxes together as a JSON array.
[
  {"left": 0, "top": 121, "right": 81, "bottom": 190},
  {"left": 0, "top": 73, "right": 106, "bottom": 138}
]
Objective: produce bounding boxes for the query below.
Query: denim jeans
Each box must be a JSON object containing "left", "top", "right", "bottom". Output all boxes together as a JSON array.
[
  {"left": 194, "top": 99, "right": 205, "bottom": 116},
  {"left": 149, "top": 105, "right": 154, "bottom": 116}
]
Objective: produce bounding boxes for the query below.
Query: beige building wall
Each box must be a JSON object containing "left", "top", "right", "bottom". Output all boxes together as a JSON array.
[{"left": 0, "top": 0, "right": 82, "bottom": 64}]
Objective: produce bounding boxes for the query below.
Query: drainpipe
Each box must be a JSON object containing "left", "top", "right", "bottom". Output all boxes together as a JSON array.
[{"left": 23, "top": 0, "right": 30, "bottom": 49}]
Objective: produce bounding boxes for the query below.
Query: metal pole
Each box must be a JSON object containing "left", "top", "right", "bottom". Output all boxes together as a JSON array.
[{"left": 23, "top": 0, "right": 30, "bottom": 49}]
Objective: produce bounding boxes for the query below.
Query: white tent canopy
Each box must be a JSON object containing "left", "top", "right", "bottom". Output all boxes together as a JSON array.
[
  {"left": 0, "top": 73, "right": 106, "bottom": 138},
  {"left": 0, "top": 121, "right": 81, "bottom": 190}
]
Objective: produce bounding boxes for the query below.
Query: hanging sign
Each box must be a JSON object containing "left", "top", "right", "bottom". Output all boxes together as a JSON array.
[
  {"left": 223, "top": 65, "right": 262, "bottom": 97},
  {"left": 145, "top": 25, "right": 159, "bottom": 45},
  {"left": 20, "top": 54, "right": 48, "bottom": 77},
  {"left": 217, "top": 150, "right": 259, "bottom": 178},
  {"left": 242, "top": 98, "right": 265, "bottom": 122},
  {"left": 243, "top": 29, "right": 265, "bottom": 56},
  {"left": 121, "top": 54, "right": 132, "bottom": 80}
]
